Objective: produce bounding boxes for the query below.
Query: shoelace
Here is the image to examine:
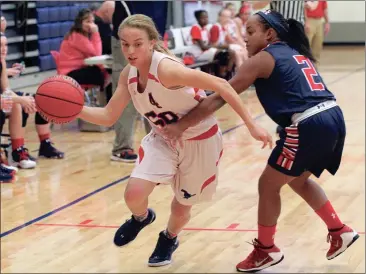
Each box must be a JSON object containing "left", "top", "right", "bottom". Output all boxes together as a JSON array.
[
  {"left": 327, "top": 233, "right": 340, "bottom": 250},
  {"left": 151, "top": 235, "right": 175, "bottom": 258},
  {"left": 244, "top": 239, "right": 264, "bottom": 262},
  {"left": 18, "top": 148, "right": 30, "bottom": 161},
  {"left": 123, "top": 149, "right": 135, "bottom": 156}
]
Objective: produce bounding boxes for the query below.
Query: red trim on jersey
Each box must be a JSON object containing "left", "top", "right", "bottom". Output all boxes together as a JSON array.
[
  {"left": 193, "top": 87, "right": 203, "bottom": 102},
  {"left": 210, "top": 25, "right": 220, "bottom": 43},
  {"left": 216, "top": 149, "right": 223, "bottom": 166},
  {"left": 148, "top": 73, "right": 160, "bottom": 83},
  {"left": 201, "top": 174, "right": 216, "bottom": 193},
  {"left": 138, "top": 146, "right": 145, "bottom": 164},
  {"left": 188, "top": 124, "right": 218, "bottom": 141},
  {"left": 191, "top": 25, "right": 202, "bottom": 40},
  {"left": 129, "top": 77, "right": 138, "bottom": 84}
]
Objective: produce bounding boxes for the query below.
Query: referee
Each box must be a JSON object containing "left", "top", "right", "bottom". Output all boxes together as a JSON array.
[{"left": 251, "top": 0, "right": 305, "bottom": 24}]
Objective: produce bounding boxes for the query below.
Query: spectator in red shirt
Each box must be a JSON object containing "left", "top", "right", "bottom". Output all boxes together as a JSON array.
[
  {"left": 58, "top": 9, "right": 107, "bottom": 90},
  {"left": 189, "top": 10, "right": 231, "bottom": 79},
  {"left": 305, "top": 1, "right": 330, "bottom": 65}
]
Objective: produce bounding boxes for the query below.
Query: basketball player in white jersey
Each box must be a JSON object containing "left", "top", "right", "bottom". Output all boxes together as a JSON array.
[{"left": 78, "top": 14, "right": 272, "bottom": 267}]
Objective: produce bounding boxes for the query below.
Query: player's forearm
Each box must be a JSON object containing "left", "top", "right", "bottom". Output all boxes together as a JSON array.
[
  {"left": 79, "top": 106, "right": 115, "bottom": 127},
  {"left": 178, "top": 94, "right": 227, "bottom": 131},
  {"left": 216, "top": 83, "right": 257, "bottom": 130}
]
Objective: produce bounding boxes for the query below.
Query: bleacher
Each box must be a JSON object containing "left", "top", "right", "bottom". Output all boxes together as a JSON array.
[
  {"left": 36, "top": 1, "right": 90, "bottom": 71},
  {"left": 2, "top": 1, "right": 91, "bottom": 78},
  {"left": 3, "top": 1, "right": 217, "bottom": 90}
]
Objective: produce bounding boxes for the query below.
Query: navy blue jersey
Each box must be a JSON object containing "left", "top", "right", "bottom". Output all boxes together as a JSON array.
[{"left": 254, "top": 42, "right": 335, "bottom": 127}]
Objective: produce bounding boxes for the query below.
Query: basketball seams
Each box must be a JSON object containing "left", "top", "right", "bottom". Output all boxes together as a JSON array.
[
  {"left": 35, "top": 75, "right": 85, "bottom": 123},
  {"left": 37, "top": 79, "right": 84, "bottom": 102},
  {"left": 35, "top": 93, "right": 84, "bottom": 106},
  {"left": 35, "top": 100, "right": 81, "bottom": 119}
]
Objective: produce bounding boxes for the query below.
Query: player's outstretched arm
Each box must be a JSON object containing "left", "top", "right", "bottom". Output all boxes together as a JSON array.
[
  {"left": 158, "top": 53, "right": 274, "bottom": 148},
  {"left": 78, "top": 65, "right": 131, "bottom": 127}
]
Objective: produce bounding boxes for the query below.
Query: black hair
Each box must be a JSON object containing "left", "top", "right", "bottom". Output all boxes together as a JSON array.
[
  {"left": 65, "top": 8, "right": 93, "bottom": 39},
  {"left": 257, "top": 10, "right": 316, "bottom": 62},
  {"left": 194, "top": 10, "right": 207, "bottom": 21}
]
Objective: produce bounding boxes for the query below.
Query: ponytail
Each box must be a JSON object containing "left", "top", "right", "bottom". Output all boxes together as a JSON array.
[
  {"left": 119, "top": 14, "right": 180, "bottom": 61},
  {"left": 153, "top": 40, "right": 176, "bottom": 58},
  {"left": 257, "top": 10, "right": 316, "bottom": 63},
  {"left": 286, "top": 19, "right": 316, "bottom": 62}
]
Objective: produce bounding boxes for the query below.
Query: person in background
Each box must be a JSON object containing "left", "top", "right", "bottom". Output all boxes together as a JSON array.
[
  {"left": 92, "top": 1, "right": 115, "bottom": 102},
  {"left": 190, "top": 10, "right": 231, "bottom": 79},
  {"left": 92, "top": 1, "right": 115, "bottom": 55},
  {"left": 305, "top": 0, "right": 330, "bottom": 66},
  {"left": 1, "top": 16, "right": 64, "bottom": 163},
  {"left": 1, "top": 33, "right": 37, "bottom": 172},
  {"left": 233, "top": 4, "right": 252, "bottom": 43},
  {"left": 109, "top": 1, "right": 152, "bottom": 163},
  {"left": 58, "top": 9, "right": 108, "bottom": 92}
]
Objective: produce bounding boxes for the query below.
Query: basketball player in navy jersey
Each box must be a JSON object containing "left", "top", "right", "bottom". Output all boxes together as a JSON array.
[{"left": 160, "top": 10, "right": 359, "bottom": 272}]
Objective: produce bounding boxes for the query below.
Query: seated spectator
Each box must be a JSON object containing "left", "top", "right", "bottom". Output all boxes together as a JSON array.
[
  {"left": 233, "top": 4, "right": 252, "bottom": 40},
  {"left": 1, "top": 33, "right": 37, "bottom": 173},
  {"left": 58, "top": 9, "right": 107, "bottom": 91},
  {"left": 1, "top": 17, "right": 64, "bottom": 161},
  {"left": 189, "top": 10, "right": 231, "bottom": 79},
  {"left": 210, "top": 9, "right": 246, "bottom": 70}
]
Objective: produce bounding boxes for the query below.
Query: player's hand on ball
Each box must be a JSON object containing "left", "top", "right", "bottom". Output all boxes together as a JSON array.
[
  {"left": 20, "top": 96, "right": 37, "bottom": 114},
  {"left": 248, "top": 124, "right": 273, "bottom": 149}
]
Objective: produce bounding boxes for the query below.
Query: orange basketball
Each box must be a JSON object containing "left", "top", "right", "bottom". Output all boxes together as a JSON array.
[{"left": 35, "top": 75, "right": 84, "bottom": 124}]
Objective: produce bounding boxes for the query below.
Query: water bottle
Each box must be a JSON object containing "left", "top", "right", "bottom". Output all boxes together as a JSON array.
[
  {"left": 12, "top": 61, "right": 25, "bottom": 78},
  {"left": 1, "top": 89, "right": 13, "bottom": 113}
]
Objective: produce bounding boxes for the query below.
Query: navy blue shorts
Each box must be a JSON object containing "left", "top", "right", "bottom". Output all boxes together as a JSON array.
[{"left": 268, "top": 106, "right": 346, "bottom": 178}]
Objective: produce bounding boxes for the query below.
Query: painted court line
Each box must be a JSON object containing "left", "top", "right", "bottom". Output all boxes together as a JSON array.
[
  {"left": 79, "top": 219, "right": 93, "bottom": 225},
  {"left": 0, "top": 175, "right": 130, "bottom": 238},
  {"left": 32, "top": 223, "right": 366, "bottom": 235},
  {"left": 34, "top": 222, "right": 259, "bottom": 233},
  {"left": 1, "top": 68, "right": 363, "bottom": 239}
]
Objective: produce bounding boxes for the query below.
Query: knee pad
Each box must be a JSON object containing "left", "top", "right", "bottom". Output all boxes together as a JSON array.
[{"left": 35, "top": 112, "right": 48, "bottom": 125}]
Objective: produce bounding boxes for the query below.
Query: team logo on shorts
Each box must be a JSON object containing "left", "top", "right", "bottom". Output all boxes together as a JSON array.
[{"left": 181, "top": 189, "right": 196, "bottom": 199}]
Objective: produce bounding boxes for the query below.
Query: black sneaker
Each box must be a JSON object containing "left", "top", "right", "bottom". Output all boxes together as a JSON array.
[
  {"left": 148, "top": 231, "right": 179, "bottom": 267},
  {"left": 39, "top": 139, "right": 65, "bottom": 159},
  {"left": 0, "top": 172, "right": 13, "bottom": 183},
  {"left": 110, "top": 149, "right": 138, "bottom": 163},
  {"left": 113, "top": 208, "right": 156, "bottom": 247},
  {"left": 0, "top": 164, "right": 15, "bottom": 176}
]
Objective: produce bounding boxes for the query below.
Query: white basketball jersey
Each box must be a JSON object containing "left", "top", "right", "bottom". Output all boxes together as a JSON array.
[{"left": 127, "top": 51, "right": 218, "bottom": 140}]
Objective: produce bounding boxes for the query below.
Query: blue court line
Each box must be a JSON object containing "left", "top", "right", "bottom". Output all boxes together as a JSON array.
[
  {"left": 1, "top": 66, "right": 362, "bottom": 239},
  {"left": 0, "top": 113, "right": 263, "bottom": 239},
  {"left": 0, "top": 175, "right": 130, "bottom": 238}
]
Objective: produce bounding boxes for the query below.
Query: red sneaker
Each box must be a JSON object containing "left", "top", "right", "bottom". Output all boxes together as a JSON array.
[
  {"left": 236, "top": 239, "right": 284, "bottom": 272},
  {"left": 326, "top": 224, "right": 359, "bottom": 260}
]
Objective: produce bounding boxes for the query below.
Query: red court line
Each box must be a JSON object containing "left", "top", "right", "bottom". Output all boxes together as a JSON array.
[
  {"left": 33, "top": 223, "right": 256, "bottom": 232},
  {"left": 33, "top": 223, "right": 365, "bottom": 235},
  {"left": 226, "top": 223, "right": 240, "bottom": 229},
  {"left": 79, "top": 219, "right": 93, "bottom": 225}
]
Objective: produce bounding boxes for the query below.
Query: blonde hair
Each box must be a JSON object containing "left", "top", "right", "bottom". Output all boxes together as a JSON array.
[{"left": 118, "top": 14, "right": 176, "bottom": 58}]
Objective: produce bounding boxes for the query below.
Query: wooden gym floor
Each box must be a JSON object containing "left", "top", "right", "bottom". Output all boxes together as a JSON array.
[{"left": 1, "top": 46, "right": 365, "bottom": 273}]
